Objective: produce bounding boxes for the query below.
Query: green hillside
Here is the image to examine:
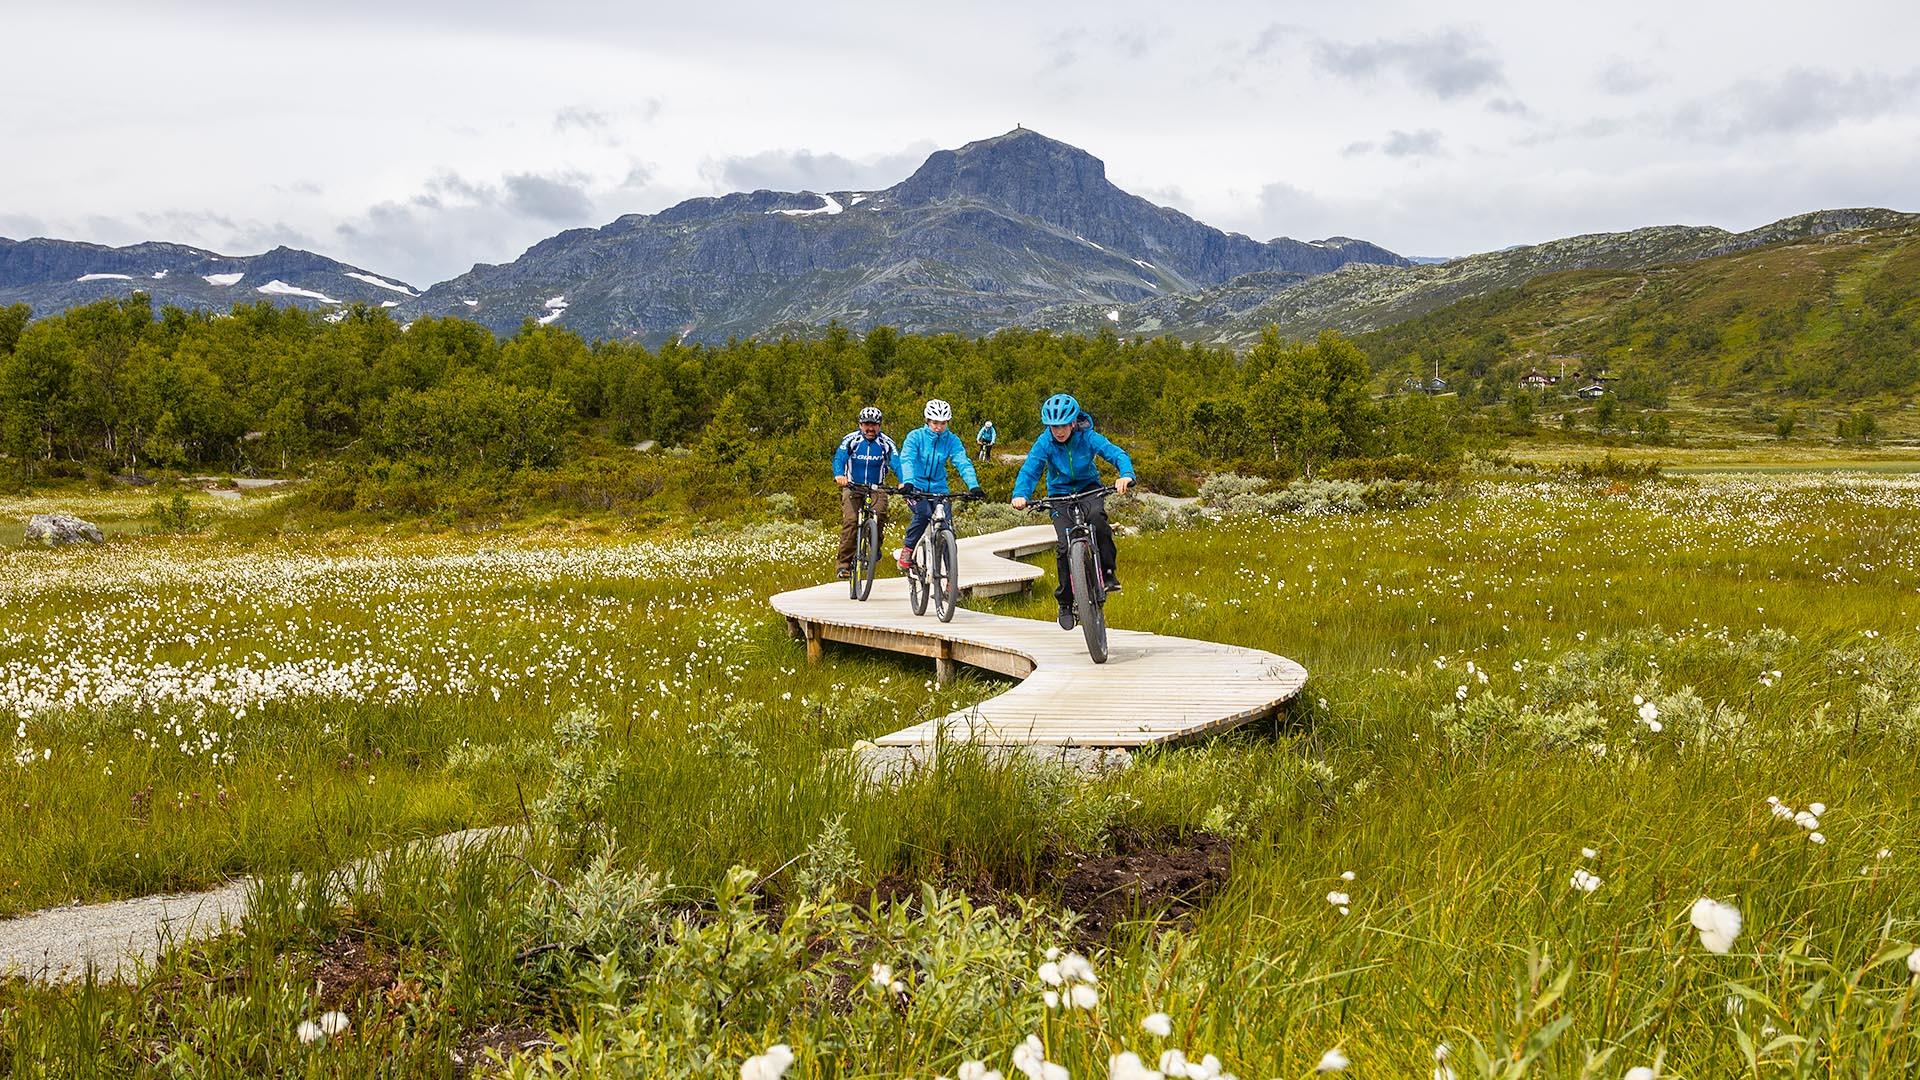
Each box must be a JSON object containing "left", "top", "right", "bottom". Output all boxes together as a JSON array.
[{"left": 1356, "top": 222, "right": 1920, "bottom": 442}]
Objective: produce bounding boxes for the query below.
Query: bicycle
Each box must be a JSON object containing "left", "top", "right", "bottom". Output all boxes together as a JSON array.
[
  {"left": 885, "top": 487, "right": 982, "bottom": 622},
  {"left": 1024, "top": 485, "right": 1118, "bottom": 663},
  {"left": 845, "top": 483, "right": 886, "bottom": 601}
]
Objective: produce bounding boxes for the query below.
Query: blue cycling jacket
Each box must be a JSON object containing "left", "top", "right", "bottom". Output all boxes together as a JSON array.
[
  {"left": 832, "top": 431, "right": 898, "bottom": 486},
  {"left": 896, "top": 425, "right": 980, "bottom": 494},
  {"left": 1012, "top": 422, "right": 1134, "bottom": 500}
]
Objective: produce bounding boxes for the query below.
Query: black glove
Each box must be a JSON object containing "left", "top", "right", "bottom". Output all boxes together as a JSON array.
[
  {"left": 968, "top": 487, "right": 986, "bottom": 500},
  {"left": 897, "top": 482, "right": 917, "bottom": 495}
]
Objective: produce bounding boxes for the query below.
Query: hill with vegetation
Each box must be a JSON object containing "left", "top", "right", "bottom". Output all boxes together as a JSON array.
[{"left": 1350, "top": 214, "right": 1920, "bottom": 443}]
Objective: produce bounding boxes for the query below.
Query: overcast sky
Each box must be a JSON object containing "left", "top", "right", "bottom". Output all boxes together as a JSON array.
[{"left": 6, "top": 0, "right": 1917, "bottom": 286}]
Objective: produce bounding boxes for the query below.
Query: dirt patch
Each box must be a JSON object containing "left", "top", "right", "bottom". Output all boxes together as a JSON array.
[
  {"left": 310, "top": 931, "right": 403, "bottom": 1009},
  {"left": 1055, "top": 827, "right": 1232, "bottom": 937},
  {"left": 451, "top": 1021, "right": 551, "bottom": 1076}
]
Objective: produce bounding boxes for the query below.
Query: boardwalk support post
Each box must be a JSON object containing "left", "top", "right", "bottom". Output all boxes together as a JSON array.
[
  {"left": 804, "top": 621, "right": 822, "bottom": 664},
  {"left": 934, "top": 639, "right": 955, "bottom": 687}
]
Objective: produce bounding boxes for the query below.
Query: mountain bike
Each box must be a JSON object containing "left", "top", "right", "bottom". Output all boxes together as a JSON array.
[
  {"left": 846, "top": 483, "right": 886, "bottom": 601},
  {"left": 887, "top": 488, "right": 981, "bottom": 622},
  {"left": 1025, "top": 485, "right": 1118, "bottom": 663}
]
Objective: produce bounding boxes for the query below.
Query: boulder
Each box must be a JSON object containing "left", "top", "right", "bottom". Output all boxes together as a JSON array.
[{"left": 25, "top": 513, "right": 105, "bottom": 547}]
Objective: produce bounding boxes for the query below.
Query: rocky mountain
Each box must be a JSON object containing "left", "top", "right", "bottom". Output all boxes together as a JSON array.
[
  {"left": 1062, "top": 208, "right": 1920, "bottom": 346},
  {"left": 401, "top": 128, "right": 1409, "bottom": 343},
  {"left": 0, "top": 238, "right": 421, "bottom": 317}
]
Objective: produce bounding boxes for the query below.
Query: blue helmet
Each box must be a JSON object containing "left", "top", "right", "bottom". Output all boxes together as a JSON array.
[{"left": 1040, "top": 393, "right": 1080, "bottom": 426}]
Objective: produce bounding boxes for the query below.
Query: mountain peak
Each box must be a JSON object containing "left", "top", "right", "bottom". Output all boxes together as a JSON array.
[{"left": 891, "top": 126, "right": 1112, "bottom": 213}]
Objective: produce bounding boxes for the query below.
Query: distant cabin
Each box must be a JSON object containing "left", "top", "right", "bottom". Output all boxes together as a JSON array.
[
  {"left": 1518, "top": 370, "right": 1559, "bottom": 389},
  {"left": 1576, "top": 383, "right": 1607, "bottom": 400}
]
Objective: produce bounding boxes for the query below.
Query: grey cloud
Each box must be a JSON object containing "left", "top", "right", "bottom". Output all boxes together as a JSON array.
[
  {"left": 1311, "top": 29, "right": 1505, "bottom": 100},
  {"left": 553, "top": 106, "right": 608, "bottom": 132},
  {"left": 1246, "top": 22, "right": 1301, "bottom": 58},
  {"left": 1671, "top": 66, "right": 1920, "bottom": 142},
  {"left": 503, "top": 173, "right": 595, "bottom": 222},
  {"left": 1595, "top": 59, "right": 1659, "bottom": 95},
  {"left": 0, "top": 213, "right": 51, "bottom": 240},
  {"left": 710, "top": 142, "right": 938, "bottom": 193},
  {"left": 1343, "top": 129, "right": 1445, "bottom": 158},
  {"left": 1485, "top": 97, "right": 1531, "bottom": 117}
]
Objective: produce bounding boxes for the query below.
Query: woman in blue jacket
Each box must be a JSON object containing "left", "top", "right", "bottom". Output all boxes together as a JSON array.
[
  {"left": 895, "top": 399, "right": 984, "bottom": 570},
  {"left": 1011, "top": 394, "right": 1135, "bottom": 626}
]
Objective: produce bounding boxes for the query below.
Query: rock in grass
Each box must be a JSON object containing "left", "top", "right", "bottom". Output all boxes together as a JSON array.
[{"left": 25, "top": 513, "right": 105, "bottom": 547}]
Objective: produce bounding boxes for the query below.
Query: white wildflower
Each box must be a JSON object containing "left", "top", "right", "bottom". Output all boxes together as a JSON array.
[
  {"left": 1690, "top": 897, "right": 1743, "bottom": 954},
  {"left": 296, "top": 1020, "right": 324, "bottom": 1045},
  {"left": 1059, "top": 952, "right": 1097, "bottom": 984},
  {"left": 1110, "top": 1052, "right": 1163, "bottom": 1080},
  {"left": 1043, "top": 990, "right": 1060, "bottom": 1009},
  {"left": 1809, "top": 802, "right": 1826, "bottom": 816},
  {"left": 1038, "top": 960, "right": 1064, "bottom": 986},
  {"left": 740, "top": 1044, "right": 795, "bottom": 1080},
  {"left": 1581, "top": 847, "right": 1598, "bottom": 859},
  {"left": 1070, "top": 983, "right": 1099, "bottom": 1010},
  {"left": 1625, "top": 1068, "right": 1656, "bottom": 1080},
  {"left": 1809, "top": 832, "right": 1826, "bottom": 845},
  {"left": 870, "top": 962, "right": 892, "bottom": 987},
  {"left": 1327, "top": 891, "right": 1350, "bottom": 907},
  {"left": 1907, "top": 949, "right": 1920, "bottom": 976},
  {"left": 1142, "top": 1012, "right": 1173, "bottom": 1038},
  {"left": 1570, "top": 868, "right": 1602, "bottom": 893},
  {"left": 316, "top": 1011, "right": 350, "bottom": 1037},
  {"left": 1340, "top": 870, "right": 1356, "bottom": 881},
  {"left": 958, "top": 1063, "right": 1004, "bottom": 1080},
  {"left": 1316, "top": 1047, "right": 1349, "bottom": 1072}
]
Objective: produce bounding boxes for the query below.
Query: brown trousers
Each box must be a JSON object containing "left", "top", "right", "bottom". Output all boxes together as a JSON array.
[{"left": 837, "top": 486, "right": 889, "bottom": 570}]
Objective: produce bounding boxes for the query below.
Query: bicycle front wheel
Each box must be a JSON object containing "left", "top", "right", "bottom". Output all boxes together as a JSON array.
[
  {"left": 853, "top": 514, "right": 880, "bottom": 601},
  {"left": 932, "top": 529, "right": 960, "bottom": 622},
  {"left": 1069, "top": 540, "right": 1108, "bottom": 663}
]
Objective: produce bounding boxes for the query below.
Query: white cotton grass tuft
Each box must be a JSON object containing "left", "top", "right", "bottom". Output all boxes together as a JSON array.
[
  {"left": 870, "top": 962, "right": 892, "bottom": 987},
  {"left": 1059, "top": 952, "right": 1097, "bottom": 984},
  {"left": 957, "top": 1062, "right": 1004, "bottom": 1080},
  {"left": 1581, "top": 846, "right": 1598, "bottom": 859},
  {"left": 1316, "top": 1047, "right": 1349, "bottom": 1072},
  {"left": 1037, "top": 960, "right": 1063, "bottom": 986},
  {"left": 1109, "top": 1051, "right": 1160, "bottom": 1080},
  {"left": 1570, "top": 868, "right": 1602, "bottom": 893},
  {"left": 1907, "top": 948, "right": 1920, "bottom": 977},
  {"left": 1690, "top": 897, "right": 1743, "bottom": 954},
  {"left": 739, "top": 1043, "right": 795, "bottom": 1080},
  {"left": 1432, "top": 1042, "right": 1456, "bottom": 1080},
  {"left": 1625, "top": 1068, "right": 1657, "bottom": 1080},
  {"left": 1142, "top": 1011, "right": 1174, "bottom": 1037},
  {"left": 296, "top": 1019, "right": 324, "bottom": 1045},
  {"left": 1809, "top": 831, "right": 1826, "bottom": 845},
  {"left": 316, "top": 1011, "right": 349, "bottom": 1037},
  {"left": 1070, "top": 983, "right": 1100, "bottom": 1009}
]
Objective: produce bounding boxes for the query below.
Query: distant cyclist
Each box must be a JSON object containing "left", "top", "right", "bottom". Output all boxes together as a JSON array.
[
  {"left": 1010, "top": 393, "right": 1135, "bottom": 625},
  {"left": 895, "top": 399, "right": 984, "bottom": 570},
  {"left": 832, "top": 406, "right": 899, "bottom": 580},
  {"left": 976, "top": 419, "right": 997, "bottom": 462}
]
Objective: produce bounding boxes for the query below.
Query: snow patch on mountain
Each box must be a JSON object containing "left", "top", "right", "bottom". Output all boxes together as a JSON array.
[
  {"left": 76, "top": 273, "right": 132, "bottom": 282},
  {"left": 537, "top": 295, "right": 568, "bottom": 325},
  {"left": 769, "top": 193, "right": 843, "bottom": 217},
  {"left": 256, "top": 279, "right": 341, "bottom": 303},
  {"left": 345, "top": 271, "right": 417, "bottom": 296},
  {"left": 203, "top": 272, "right": 244, "bottom": 286}
]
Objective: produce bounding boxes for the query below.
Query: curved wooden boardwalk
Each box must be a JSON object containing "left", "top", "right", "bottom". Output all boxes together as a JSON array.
[{"left": 772, "top": 525, "right": 1308, "bottom": 748}]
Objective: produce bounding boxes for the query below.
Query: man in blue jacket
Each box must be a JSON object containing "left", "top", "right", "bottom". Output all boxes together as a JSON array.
[
  {"left": 832, "top": 405, "right": 898, "bottom": 579},
  {"left": 895, "top": 399, "right": 984, "bottom": 570},
  {"left": 1011, "top": 393, "right": 1135, "bottom": 627}
]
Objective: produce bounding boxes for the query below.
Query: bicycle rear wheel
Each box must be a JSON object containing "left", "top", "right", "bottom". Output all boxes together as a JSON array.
[
  {"left": 1068, "top": 539, "right": 1108, "bottom": 663},
  {"left": 852, "top": 513, "right": 880, "bottom": 601},
  {"left": 932, "top": 529, "right": 960, "bottom": 622}
]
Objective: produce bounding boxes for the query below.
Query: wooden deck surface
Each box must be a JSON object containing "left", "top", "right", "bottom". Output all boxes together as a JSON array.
[{"left": 770, "top": 525, "right": 1309, "bottom": 748}]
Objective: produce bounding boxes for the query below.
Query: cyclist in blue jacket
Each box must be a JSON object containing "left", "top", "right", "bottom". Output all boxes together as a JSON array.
[
  {"left": 832, "top": 405, "right": 898, "bottom": 579},
  {"left": 895, "top": 399, "right": 984, "bottom": 570},
  {"left": 1011, "top": 393, "right": 1135, "bottom": 626}
]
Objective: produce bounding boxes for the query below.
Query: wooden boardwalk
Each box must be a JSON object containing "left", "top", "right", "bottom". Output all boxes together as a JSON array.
[{"left": 771, "top": 525, "right": 1308, "bottom": 748}]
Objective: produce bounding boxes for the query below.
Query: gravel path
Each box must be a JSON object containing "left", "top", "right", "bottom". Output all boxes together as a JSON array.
[{"left": 0, "top": 827, "right": 512, "bottom": 984}]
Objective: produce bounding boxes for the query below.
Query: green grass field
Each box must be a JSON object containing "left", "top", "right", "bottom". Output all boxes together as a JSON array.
[{"left": 3, "top": 477, "right": 1919, "bottom": 1077}]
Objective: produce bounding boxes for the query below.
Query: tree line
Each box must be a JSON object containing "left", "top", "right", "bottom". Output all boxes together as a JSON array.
[{"left": 0, "top": 295, "right": 1465, "bottom": 491}]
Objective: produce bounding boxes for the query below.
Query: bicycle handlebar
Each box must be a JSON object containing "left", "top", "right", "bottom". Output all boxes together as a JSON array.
[
  {"left": 881, "top": 486, "right": 985, "bottom": 502},
  {"left": 1022, "top": 485, "right": 1119, "bottom": 512}
]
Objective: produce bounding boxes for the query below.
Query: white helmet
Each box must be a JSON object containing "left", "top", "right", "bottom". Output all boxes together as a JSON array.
[{"left": 924, "top": 399, "right": 952, "bottom": 422}]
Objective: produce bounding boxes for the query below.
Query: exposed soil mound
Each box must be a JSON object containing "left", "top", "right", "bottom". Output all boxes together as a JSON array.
[{"left": 1056, "top": 827, "right": 1232, "bottom": 937}]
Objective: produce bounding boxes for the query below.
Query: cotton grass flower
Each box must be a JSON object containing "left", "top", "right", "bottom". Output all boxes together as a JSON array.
[
  {"left": 1432, "top": 1043, "right": 1455, "bottom": 1080},
  {"left": 1142, "top": 1011, "right": 1173, "bottom": 1038},
  {"left": 316, "top": 1011, "right": 350, "bottom": 1037},
  {"left": 1907, "top": 948, "right": 1920, "bottom": 977},
  {"left": 958, "top": 1063, "right": 1004, "bottom": 1080},
  {"left": 1109, "top": 1051, "right": 1163, "bottom": 1080},
  {"left": 1625, "top": 1068, "right": 1657, "bottom": 1080},
  {"left": 1690, "top": 897, "right": 1743, "bottom": 954},
  {"left": 1581, "top": 847, "right": 1598, "bottom": 859},
  {"left": 296, "top": 1019, "right": 325, "bottom": 1045},
  {"left": 1070, "top": 983, "right": 1100, "bottom": 1010},
  {"left": 870, "top": 962, "right": 892, "bottom": 987},
  {"left": 1570, "top": 868, "right": 1602, "bottom": 893},
  {"left": 1315, "top": 1047, "right": 1349, "bottom": 1072},
  {"left": 740, "top": 1043, "right": 794, "bottom": 1080}
]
